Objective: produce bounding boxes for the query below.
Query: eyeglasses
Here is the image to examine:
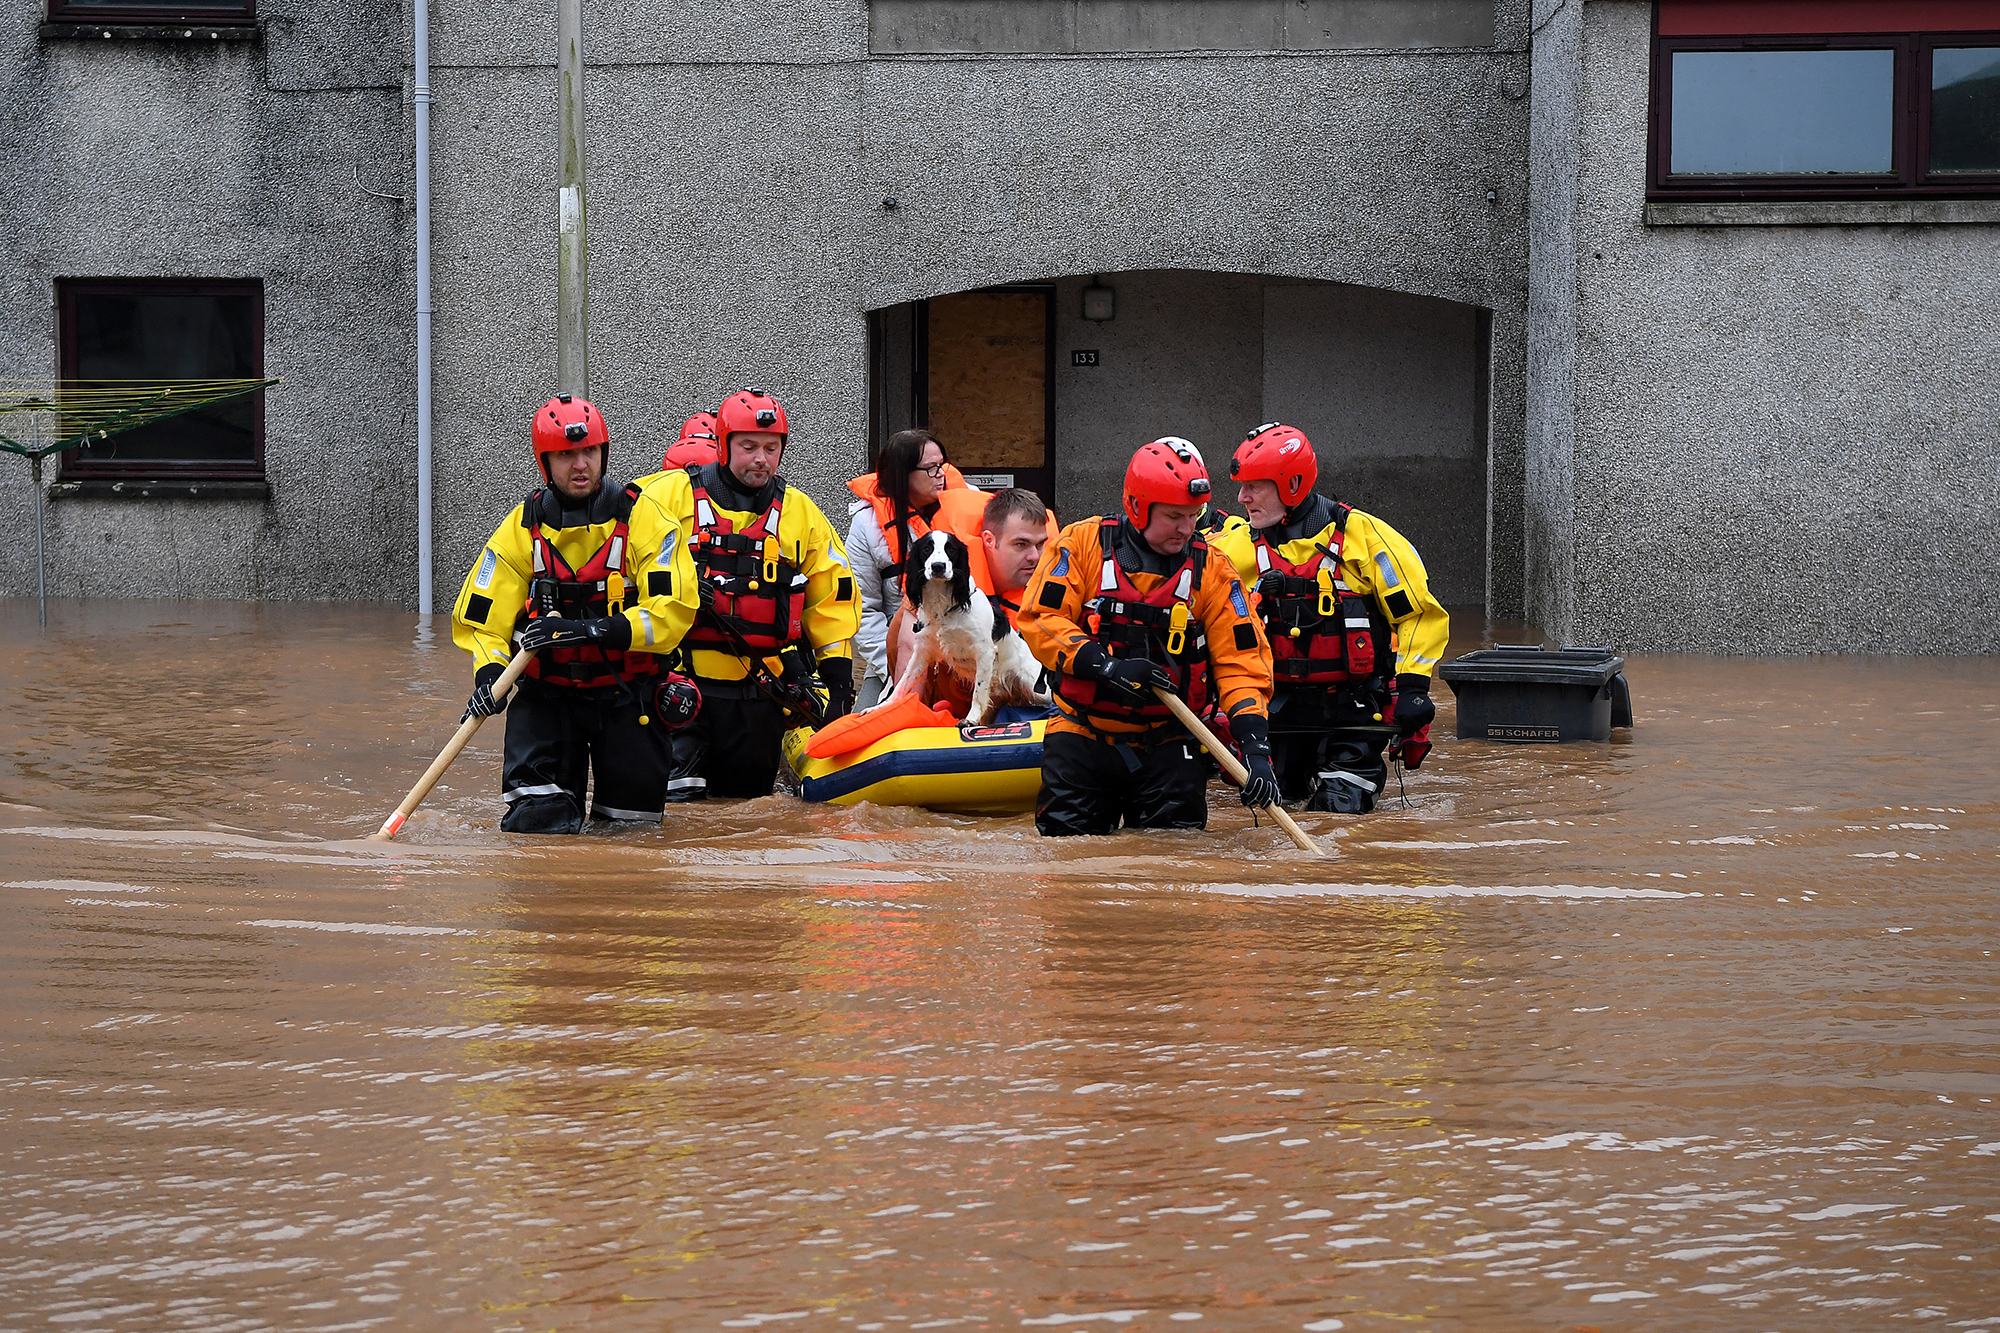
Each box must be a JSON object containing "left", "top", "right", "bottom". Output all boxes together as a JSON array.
[{"left": 916, "top": 462, "right": 947, "bottom": 478}]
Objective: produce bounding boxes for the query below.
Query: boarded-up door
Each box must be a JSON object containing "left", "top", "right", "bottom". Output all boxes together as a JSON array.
[{"left": 925, "top": 287, "right": 1053, "bottom": 504}]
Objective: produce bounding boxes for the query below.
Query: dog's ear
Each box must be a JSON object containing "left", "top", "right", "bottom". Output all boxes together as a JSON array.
[
  {"left": 944, "top": 534, "right": 972, "bottom": 609},
  {"left": 903, "top": 533, "right": 930, "bottom": 590}
]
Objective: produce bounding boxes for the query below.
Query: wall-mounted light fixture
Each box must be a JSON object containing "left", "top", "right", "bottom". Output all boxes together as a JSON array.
[{"left": 1081, "top": 277, "right": 1115, "bottom": 323}]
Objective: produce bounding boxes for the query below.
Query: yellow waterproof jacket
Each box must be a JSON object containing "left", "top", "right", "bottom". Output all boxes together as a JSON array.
[
  {"left": 668, "top": 466, "right": 859, "bottom": 683},
  {"left": 452, "top": 472, "right": 700, "bottom": 678},
  {"left": 1019, "top": 516, "right": 1272, "bottom": 739},
  {"left": 1211, "top": 495, "right": 1449, "bottom": 680}
]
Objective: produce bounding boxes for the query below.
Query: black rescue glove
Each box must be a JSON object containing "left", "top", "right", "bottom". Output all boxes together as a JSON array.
[
  {"left": 1388, "top": 673, "right": 1436, "bottom": 736},
  {"left": 1073, "top": 641, "right": 1173, "bottom": 701},
  {"left": 818, "top": 657, "right": 857, "bottom": 723},
  {"left": 1230, "top": 712, "right": 1280, "bottom": 809},
  {"left": 518, "top": 614, "right": 633, "bottom": 655},
  {"left": 461, "top": 662, "right": 508, "bottom": 722}
]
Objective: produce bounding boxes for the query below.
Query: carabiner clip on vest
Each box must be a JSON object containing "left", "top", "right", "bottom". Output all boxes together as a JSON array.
[{"left": 1165, "top": 603, "right": 1189, "bottom": 657}]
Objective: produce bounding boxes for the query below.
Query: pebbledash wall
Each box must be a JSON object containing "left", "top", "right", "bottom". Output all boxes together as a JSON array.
[
  {"left": 3, "top": 0, "right": 1995, "bottom": 653},
  {"left": 0, "top": 2, "right": 412, "bottom": 602},
  {"left": 1529, "top": 0, "right": 2000, "bottom": 654}
]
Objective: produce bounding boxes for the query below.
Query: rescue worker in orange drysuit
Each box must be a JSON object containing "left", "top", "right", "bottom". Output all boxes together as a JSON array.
[
  {"left": 1016, "top": 438, "right": 1277, "bottom": 836},
  {"left": 1211, "top": 423, "right": 1450, "bottom": 813},
  {"left": 452, "top": 395, "right": 700, "bottom": 833}
]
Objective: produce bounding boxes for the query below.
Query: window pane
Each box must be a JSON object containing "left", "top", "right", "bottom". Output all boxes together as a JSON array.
[
  {"left": 71, "top": 291, "right": 259, "bottom": 464},
  {"left": 1931, "top": 47, "right": 2000, "bottom": 175},
  {"left": 1670, "top": 49, "right": 1895, "bottom": 176}
]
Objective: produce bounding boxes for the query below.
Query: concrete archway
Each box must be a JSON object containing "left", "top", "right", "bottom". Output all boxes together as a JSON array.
[{"left": 867, "top": 269, "right": 1491, "bottom": 610}]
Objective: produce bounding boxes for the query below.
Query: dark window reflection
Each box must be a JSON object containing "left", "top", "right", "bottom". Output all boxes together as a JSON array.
[
  {"left": 71, "top": 290, "right": 260, "bottom": 464},
  {"left": 1671, "top": 49, "right": 1895, "bottom": 175},
  {"left": 1931, "top": 47, "right": 2000, "bottom": 175}
]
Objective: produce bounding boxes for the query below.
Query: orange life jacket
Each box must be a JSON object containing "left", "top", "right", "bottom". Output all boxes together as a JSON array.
[
  {"left": 517, "top": 482, "right": 658, "bottom": 689},
  {"left": 847, "top": 466, "right": 985, "bottom": 565},
  {"left": 1250, "top": 506, "right": 1384, "bottom": 687},
  {"left": 1053, "top": 517, "right": 1212, "bottom": 729},
  {"left": 684, "top": 471, "right": 807, "bottom": 657}
]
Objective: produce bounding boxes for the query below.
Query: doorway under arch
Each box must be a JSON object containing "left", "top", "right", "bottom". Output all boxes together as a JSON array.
[{"left": 868, "top": 269, "right": 1490, "bottom": 608}]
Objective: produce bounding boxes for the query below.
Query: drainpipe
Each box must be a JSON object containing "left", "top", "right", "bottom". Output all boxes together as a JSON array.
[
  {"left": 556, "top": 0, "right": 588, "bottom": 399},
  {"left": 414, "top": 0, "right": 435, "bottom": 615}
]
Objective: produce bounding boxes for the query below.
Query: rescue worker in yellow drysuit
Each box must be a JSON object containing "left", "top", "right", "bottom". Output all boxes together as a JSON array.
[
  {"left": 453, "top": 394, "right": 700, "bottom": 833},
  {"left": 666, "top": 388, "right": 861, "bottom": 800},
  {"left": 1211, "top": 422, "right": 1450, "bottom": 813}
]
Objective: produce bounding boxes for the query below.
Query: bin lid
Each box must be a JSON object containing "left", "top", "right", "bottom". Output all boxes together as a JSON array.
[{"left": 1437, "top": 646, "right": 1626, "bottom": 689}]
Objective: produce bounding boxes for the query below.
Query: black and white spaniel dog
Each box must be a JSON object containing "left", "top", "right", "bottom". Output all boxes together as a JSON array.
[{"left": 883, "top": 530, "right": 1048, "bottom": 725}]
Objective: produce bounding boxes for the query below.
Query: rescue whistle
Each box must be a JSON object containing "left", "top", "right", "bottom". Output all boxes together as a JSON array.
[
  {"left": 607, "top": 571, "right": 625, "bottom": 605},
  {"left": 1165, "top": 603, "right": 1189, "bottom": 657}
]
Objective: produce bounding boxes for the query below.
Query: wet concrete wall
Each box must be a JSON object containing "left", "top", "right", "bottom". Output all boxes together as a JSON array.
[
  {"left": 416, "top": 0, "right": 1533, "bottom": 619},
  {"left": 0, "top": 5, "right": 411, "bottom": 602},
  {"left": 4, "top": 0, "right": 1530, "bottom": 621},
  {"left": 1531, "top": 0, "right": 2000, "bottom": 654}
]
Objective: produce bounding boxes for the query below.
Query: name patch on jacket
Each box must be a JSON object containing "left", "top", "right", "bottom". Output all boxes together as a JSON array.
[
  {"left": 474, "top": 548, "right": 498, "bottom": 590},
  {"left": 1051, "top": 549, "right": 1070, "bottom": 578},
  {"left": 1230, "top": 581, "right": 1249, "bottom": 617}
]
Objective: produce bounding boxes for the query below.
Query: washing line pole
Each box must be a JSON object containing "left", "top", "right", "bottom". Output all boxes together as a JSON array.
[
  {"left": 31, "top": 456, "right": 46, "bottom": 627},
  {"left": 413, "top": 0, "right": 435, "bottom": 615},
  {"left": 556, "top": 0, "right": 588, "bottom": 399}
]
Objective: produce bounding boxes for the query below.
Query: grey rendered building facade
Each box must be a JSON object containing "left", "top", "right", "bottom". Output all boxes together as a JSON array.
[{"left": 4, "top": 0, "right": 1995, "bottom": 652}]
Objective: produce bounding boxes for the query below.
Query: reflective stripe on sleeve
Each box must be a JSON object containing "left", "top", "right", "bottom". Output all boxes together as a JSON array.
[{"left": 1372, "top": 551, "right": 1402, "bottom": 590}]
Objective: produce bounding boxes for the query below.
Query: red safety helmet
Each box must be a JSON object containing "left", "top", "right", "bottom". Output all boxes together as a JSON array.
[
  {"left": 1123, "top": 436, "right": 1213, "bottom": 529},
  {"left": 531, "top": 394, "right": 609, "bottom": 482},
  {"left": 662, "top": 411, "right": 719, "bottom": 471},
  {"left": 714, "top": 388, "right": 788, "bottom": 467},
  {"left": 1230, "top": 421, "right": 1317, "bottom": 508}
]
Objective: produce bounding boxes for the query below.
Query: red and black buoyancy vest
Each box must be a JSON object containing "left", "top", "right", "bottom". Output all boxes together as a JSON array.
[
  {"left": 517, "top": 481, "right": 658, "bottom": 689},
  {"left": 1053, "top": 517, "right": 1213, "bottom": 729},
  {"left": 1252, "top": 505, "right": 1383, "bottom": 687},
  {"left": 684, "top": 471, "right": 807, "bottom": 658}
]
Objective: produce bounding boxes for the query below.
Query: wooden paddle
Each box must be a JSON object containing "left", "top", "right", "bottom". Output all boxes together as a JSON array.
[
  {"left": 1153, "top": 688, "right": 1324, "bottom": 857},
  {"left": 370, "top": 651, "right": 531, "bottom": 842}
]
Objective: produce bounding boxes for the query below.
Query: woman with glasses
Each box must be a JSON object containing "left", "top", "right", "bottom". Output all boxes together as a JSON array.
[{"left": 846, "top": 428, "right": 991, "bottom": 710}]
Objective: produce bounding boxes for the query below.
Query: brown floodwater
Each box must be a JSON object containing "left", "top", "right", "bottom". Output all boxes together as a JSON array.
[{"left": 2, "top": 599, "right": 1996, "bottom": 1332}]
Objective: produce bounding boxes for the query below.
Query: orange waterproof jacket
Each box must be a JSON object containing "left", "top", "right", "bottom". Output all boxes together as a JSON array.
[{"left": 1017, "top": 516, "right": 1272, "bottom": 740}]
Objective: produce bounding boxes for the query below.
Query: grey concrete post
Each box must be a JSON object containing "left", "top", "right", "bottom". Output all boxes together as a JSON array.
[{"left": 556, "top": 0, "right": 588, "bottom": 399}]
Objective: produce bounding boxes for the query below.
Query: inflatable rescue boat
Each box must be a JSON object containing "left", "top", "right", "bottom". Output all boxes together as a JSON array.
[{"left": 783, "top": 715, "right": 1046, "bottom": 814}]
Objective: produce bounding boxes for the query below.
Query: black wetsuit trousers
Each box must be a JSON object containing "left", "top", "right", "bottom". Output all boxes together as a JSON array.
[
  {"left": 1269, "top": 685, "right": 1390, "bottom": 813},
  {"left": 664, "top": 679, "right": 789, "bottom": 801},
  {"left": 1035, "top": 728, "right": 1210, "bottom": 836},
  {"left": 500, "top": 677, "right": 672, "bottom": 834}
]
